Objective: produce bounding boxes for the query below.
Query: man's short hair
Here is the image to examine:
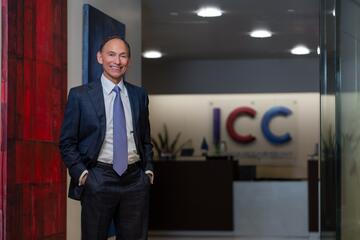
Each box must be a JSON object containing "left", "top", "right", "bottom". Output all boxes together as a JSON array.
[{"left": 98, "top": 35, "right": 131, "bottom": 58}]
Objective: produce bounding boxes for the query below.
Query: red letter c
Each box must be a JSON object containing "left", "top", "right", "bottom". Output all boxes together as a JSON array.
[{"left": 226, "top": 107, "right": 256, "bottom": 144}]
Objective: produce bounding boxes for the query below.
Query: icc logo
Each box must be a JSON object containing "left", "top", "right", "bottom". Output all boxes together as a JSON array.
[{"left": 215, "top": 106, "right": 293, "bottom": 145}]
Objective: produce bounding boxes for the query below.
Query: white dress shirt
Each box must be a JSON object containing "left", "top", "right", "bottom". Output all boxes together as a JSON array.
[{"left": 97, "top": 74, "right": 140, "bottom": 164}]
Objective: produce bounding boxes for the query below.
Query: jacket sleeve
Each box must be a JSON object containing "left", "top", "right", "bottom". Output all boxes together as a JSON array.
[
  {"left": 59, "top": 88, "right": 87, "bottom": 182},
  {"left": 143, "top": 90, "right": 154, "bottom": 172}
]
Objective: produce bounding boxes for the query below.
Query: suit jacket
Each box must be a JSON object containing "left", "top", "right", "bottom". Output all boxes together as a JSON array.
[{"left": 59, "top": 79, "right": 154, "bottom": 200}]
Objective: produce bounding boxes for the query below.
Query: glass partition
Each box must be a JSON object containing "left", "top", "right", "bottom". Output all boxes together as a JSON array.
[
  {"left": 321, "top": 0, "right": 360, "bottom": 239},
  {"left": 320, "top": 0, "right": 338, "bottom": 238},
  {"left": 338, "top": 0, "right": 360, "bottom": 239}
]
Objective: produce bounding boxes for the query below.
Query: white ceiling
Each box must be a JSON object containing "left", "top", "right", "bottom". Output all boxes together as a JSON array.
[{"left": 142, "top": 0, "right": 320, "bottom": 59}]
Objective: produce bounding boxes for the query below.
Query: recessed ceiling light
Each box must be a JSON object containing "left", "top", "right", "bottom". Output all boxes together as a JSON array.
[
  {"left": 249, "top": 29, "right": 272, "bottom": 38},
  {"left": 332, "top": 9, "right": 336, "bottom": 16},
  {"left": 196, "top": 7, "right": 223, "bottom": 17},
  {"left": 287, "top": 9, "right": 295, "bottom": 13},
  {"left": 290, "top": 45, "right": 311, "bottom": 55},
  {"left": 143, "top": 50, "right": 162, "bottom": 59},
  {"left": 170, "top": 12, "right": 179, "bottom": 16},
  {"left": 317, "top": 46, "right": 320, "bottom": 55}
]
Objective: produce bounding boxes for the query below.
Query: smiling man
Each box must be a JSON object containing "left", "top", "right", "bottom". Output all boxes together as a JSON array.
[{"left": 59, "top": 35, "right": 154, "bottom": 240}]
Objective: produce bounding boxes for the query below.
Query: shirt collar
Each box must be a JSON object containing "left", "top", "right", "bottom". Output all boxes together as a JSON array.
[{"left": 101, "top": 74, "right": 126, "bottom": 96}]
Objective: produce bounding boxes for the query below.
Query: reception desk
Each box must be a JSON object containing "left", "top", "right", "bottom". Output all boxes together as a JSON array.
[{"left": 149, "top": 160, "right": 234, "bottom": 230}]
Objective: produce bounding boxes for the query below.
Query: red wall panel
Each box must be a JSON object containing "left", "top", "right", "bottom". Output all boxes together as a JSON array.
[
  {"left": 1, "top": 0, "right": 67, "bottom": 239},
  {"left": 1, "top": 0, "right": 9, "bottom": 237}
]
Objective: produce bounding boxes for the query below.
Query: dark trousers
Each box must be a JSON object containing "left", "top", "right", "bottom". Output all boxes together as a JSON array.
[{"left": 81, "top": 162, "right": 150, "bottom": 240}]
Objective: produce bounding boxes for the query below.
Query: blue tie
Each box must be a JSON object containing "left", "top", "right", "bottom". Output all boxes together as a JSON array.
[{"left": 112, "top": 86, "right": 128, "bottom": 176}]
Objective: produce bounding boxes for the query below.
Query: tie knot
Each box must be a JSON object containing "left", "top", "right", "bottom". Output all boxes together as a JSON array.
[{"left": 112, "top": 86, "right": 121, "bottom": 95}]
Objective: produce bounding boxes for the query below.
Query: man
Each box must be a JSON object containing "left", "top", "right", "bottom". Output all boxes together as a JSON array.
[{"left": 59, "top": 35, "right": 154, "bottom": 240}]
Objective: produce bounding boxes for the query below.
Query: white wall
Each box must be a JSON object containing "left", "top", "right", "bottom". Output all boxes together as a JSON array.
[{"left": 67, "top": 1, "right": 142, "bottom": 239}]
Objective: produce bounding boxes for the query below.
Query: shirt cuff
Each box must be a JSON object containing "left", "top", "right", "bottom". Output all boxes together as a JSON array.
[
  {"left": 145, "top": 170, "right": 154, "bottom": 177},
  {"left": 78, "top": 170, "right": 89, "bottom": 186}
]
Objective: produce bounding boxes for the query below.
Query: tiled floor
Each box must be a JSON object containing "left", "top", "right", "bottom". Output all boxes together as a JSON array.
[
  {"left": 148, "top": 233, "right": 320, "bottom": 240},
  {"left": 108, "top": 235, "right": 319, "bottom": 240},
  {"left": 109, "top": 232, "right": 320, "bottom": 240},
  {"left": 149, "top": 237, "right": 314, "bottom": 240}
]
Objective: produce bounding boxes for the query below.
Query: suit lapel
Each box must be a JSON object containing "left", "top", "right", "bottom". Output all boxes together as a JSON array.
[
  {"left": 124, "top": 81, "right": 139, "bottom": 130},
  {"left": 87, "top": 80, "right": 106, "bottom": 121}
]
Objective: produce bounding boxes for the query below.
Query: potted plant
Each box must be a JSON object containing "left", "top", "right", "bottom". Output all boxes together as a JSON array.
[{"left": 152, "top": 124, "right": 191, "bottom": 160}]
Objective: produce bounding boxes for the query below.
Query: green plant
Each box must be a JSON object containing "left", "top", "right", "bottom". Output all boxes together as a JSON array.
[{"left": 151, "top": 124, "right": 191, "bottom": 159}]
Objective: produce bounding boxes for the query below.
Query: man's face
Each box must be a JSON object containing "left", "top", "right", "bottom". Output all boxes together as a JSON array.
[{"left": 97, "top": 38, "right": 130, "bottom": 83}]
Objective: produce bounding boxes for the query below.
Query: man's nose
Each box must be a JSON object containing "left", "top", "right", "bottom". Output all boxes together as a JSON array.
[{"left": 114, "top": 56, "right": 120, "bottom": 64}]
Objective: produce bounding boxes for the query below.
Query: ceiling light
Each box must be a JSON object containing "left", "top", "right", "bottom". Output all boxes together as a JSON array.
[
  {"left": 332, "top": 9, "right": 336, "bottom": 17},
  {"left": 143, "top": 50, "right": 162, "bottom": 59},
  {"left": 290, "top": 45, "right": 311, "bottom": 55},
  {"left": 249, "top": 29, "right": 272, "bottom": 38},
  {"left": 196, "top": 7, "right": 223, "bottom": 17},
  {"left": 317, "top": 46, "right": 320, "bottom": 55}
]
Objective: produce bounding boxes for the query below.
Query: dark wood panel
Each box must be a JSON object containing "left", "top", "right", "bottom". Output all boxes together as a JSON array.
[
  {"left": 308, "top": 159, "right": 319, "bottom": 231},
  {"left": 149, "top": 160, "right": 234, "bottom": 230}
]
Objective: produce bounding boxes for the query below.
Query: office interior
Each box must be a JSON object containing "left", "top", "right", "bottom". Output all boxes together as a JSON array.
[{"left": 0, "top": 0, "right": 359, "bottom": 239}]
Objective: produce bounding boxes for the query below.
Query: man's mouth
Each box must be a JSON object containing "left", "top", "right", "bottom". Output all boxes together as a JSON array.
[{"left": 110, "top": 65, "right": 121, "bottom": 70}]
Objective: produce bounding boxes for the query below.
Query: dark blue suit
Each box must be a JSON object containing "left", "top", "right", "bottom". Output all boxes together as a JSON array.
[{"left": 59, "top": 79, "right": 153, "bottom": 239}]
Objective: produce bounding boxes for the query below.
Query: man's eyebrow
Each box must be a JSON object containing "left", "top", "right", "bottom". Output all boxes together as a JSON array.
[
  {"left": 105, "top": 50, "right": 116, "bottom": 54},
  {"left": 105, "top": 50, "right": 128, "bottom": 55}
]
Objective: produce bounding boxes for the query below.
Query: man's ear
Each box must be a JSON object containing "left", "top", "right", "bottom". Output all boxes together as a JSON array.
[{"left": 96, "top": 51, "right": 103, "bottom": 64}]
